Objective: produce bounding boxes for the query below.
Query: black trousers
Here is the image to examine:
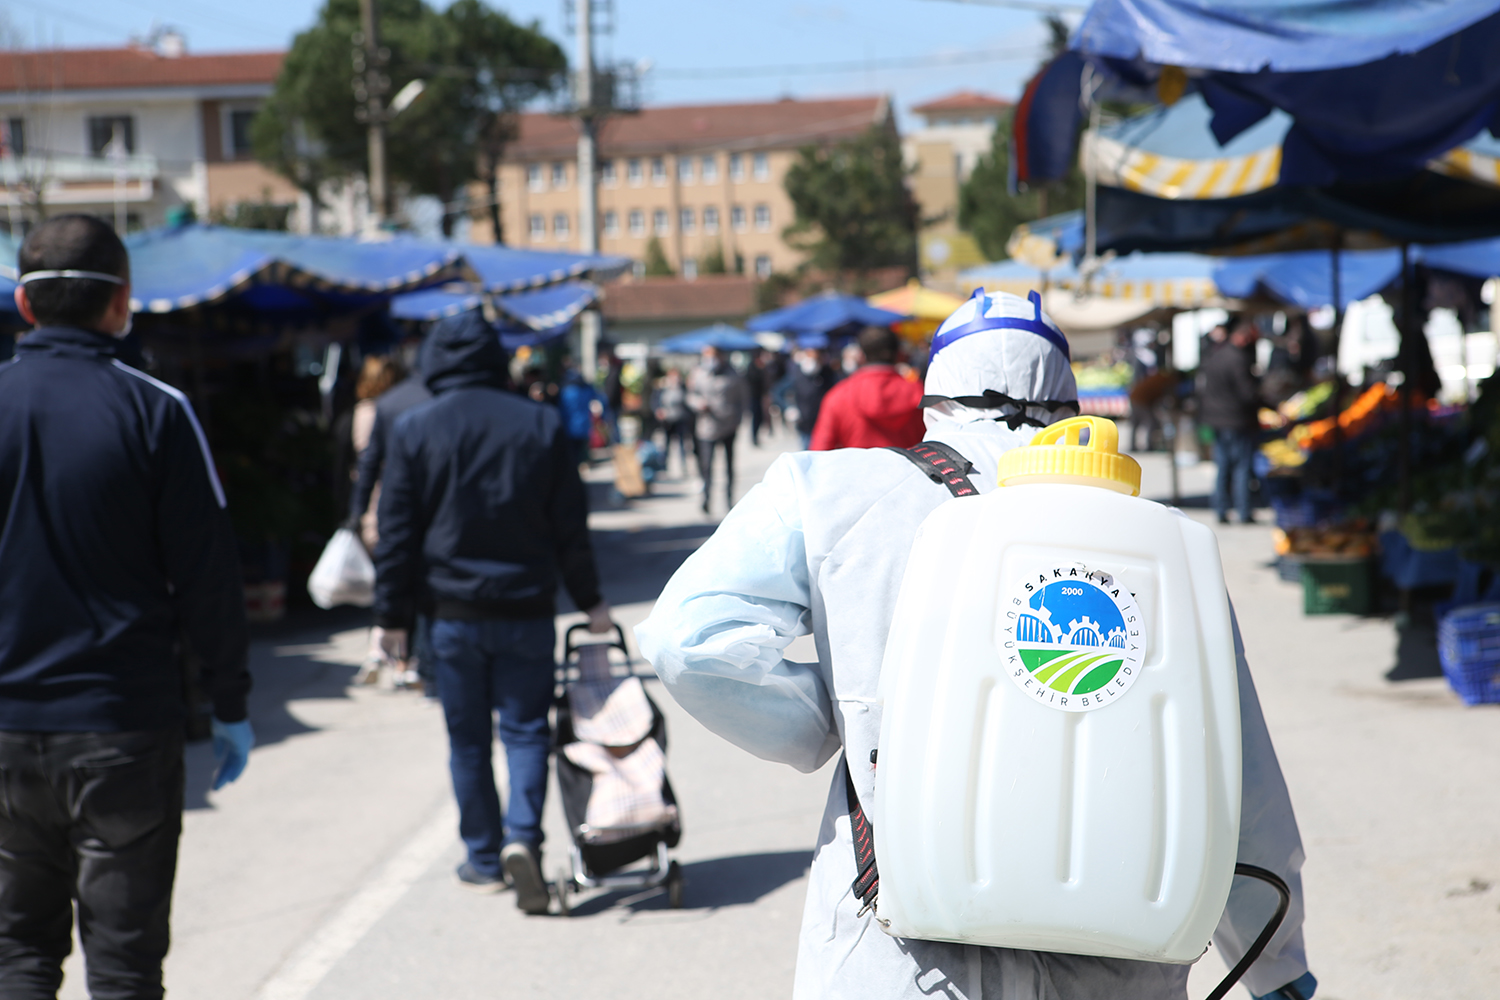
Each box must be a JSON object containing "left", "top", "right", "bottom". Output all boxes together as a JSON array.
[
  {"left": 697, "top": 434, "right": 736, "bottom": 505},
  {"left": 0, "top": 730, "right": 184, "bottom": 1000}
]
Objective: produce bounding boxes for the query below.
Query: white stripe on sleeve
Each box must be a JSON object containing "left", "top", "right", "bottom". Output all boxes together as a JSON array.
[{"left": 111, "top": 359, "right": 228, "bottom": 508}]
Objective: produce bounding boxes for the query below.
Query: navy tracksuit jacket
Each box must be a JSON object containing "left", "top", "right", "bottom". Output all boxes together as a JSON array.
[{"left": 0, "top": 326, "right": 251, "bottom": 731}]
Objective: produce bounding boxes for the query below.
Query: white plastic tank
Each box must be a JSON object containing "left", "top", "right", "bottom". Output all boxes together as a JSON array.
[{"left": 873, "top": 416, "right": 1241, "bottom": 962}]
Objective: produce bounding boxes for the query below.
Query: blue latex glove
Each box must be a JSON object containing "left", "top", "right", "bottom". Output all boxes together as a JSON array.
[
  {"left": 1254, "top": 972, "right": 1317, "bottom": 1000},
  {"left": 211, "top": 717, "right": 255, "bottom": 790}
]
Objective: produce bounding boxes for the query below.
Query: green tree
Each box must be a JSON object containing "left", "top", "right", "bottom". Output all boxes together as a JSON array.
[
  {"left": 253, "top": 0, "right": 564, "bottom": 236},
  {"left": 782, "top": 125, "right": 917, "bottom": 288},
  {"left": 699, "top": 241, "right": 727, "bottom": 275},
  {"left": 642, "top": 236, "right": 674, "bottom": 277},
  {"left": 957, "top": 13, "right": 1085, "bottom": 260},
  {"left": 957, "top": 111, "right": 1085, "bottom": 260}
]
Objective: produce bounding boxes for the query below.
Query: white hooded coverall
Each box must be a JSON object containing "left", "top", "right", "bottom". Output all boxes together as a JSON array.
[{"left": 636, "top": 299, "right": 1310, "bottom": 1000}]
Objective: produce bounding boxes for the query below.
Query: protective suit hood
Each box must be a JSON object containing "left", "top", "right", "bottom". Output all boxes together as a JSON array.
[{"left": 921, "top": 289, "right": 1079, "bottom": 482}]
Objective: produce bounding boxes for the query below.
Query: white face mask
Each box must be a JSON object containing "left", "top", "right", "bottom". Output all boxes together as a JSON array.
[{"left": 798, "top": 357, "right": 819, "bottom": 375}]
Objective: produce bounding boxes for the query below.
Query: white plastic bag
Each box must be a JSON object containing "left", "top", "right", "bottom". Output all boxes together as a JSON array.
[{"left": 306, "top": 528, "right": 375, "bottom": 609}]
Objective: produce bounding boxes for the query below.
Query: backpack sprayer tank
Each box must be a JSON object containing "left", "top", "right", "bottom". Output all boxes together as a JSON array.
[{"left": 873, "top": 416, "right": 1242, "bottom": 962}]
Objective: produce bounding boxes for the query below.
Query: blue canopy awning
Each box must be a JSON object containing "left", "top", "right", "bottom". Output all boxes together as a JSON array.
[
  {"left": 746, "top": 291, "right": 908, "bottom": 336},
  {"left": 1212, "top": 248, "right": 1405, "bottom": 310},
  {"left": 0, "top": 225, "right": 631, "bottom": 316},
  {"left": 657, "top": 324, "right": 762, "bottom": 354},
  {"left": 390, "top": 281, "right": 598, "bottom": 328}
]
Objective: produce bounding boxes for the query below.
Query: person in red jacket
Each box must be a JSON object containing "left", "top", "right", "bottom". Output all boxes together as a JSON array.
[{"left": 809, "top": 326, "right": 924, "bottom": 450}]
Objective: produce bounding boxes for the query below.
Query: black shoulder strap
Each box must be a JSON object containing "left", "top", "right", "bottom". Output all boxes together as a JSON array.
[
  {"left": 845, "top": 760, "right": 880, "bottom": 915},
  {"left": 886, "top": 441, "right": 978, "bottom": 498}
]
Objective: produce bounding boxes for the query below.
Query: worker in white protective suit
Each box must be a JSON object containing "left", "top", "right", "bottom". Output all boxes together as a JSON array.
[{"left": 636, "top": 290, "right": 1317, "bottom": 1000}]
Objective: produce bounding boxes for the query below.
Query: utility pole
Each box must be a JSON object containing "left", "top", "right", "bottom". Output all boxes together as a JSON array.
[
  {"left": 354, "top": 0, "right": 390, "bottom": 227},
  {"left": 574, "top": 0, "right": 602, "bottom": 383}
]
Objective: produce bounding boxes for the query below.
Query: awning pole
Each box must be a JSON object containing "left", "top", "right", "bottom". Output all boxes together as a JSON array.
[{"left": 1330, "top": 233, "right": 1344, "bottom": 491}]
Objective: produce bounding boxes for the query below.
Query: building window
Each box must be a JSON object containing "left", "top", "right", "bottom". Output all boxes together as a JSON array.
[
  {"left": 600, "top": 159, "right": 617, "bottom": 186},
  {"left": 553, "top": 212, "right": 571, "bottom": 240},
  {"left": 527, "top": 164, "right": 545, "bottom": 192},
  {"left": 753, "top": 152, "right": 770, "bottom": 180},
  {"left": 653, "top": 208, "right": 670, "bottom": 235},
  {"left": 628, "top": 209, "right": 645, "bottom": 236},
  {"left": 700, "top": 155, "right": 718, "bottom": 183},
  {"left": 551, "top": 161, "right": 568, "bottom": 189},
  {"left": 603, "top": 210, "right": 619, "bottom": 237},
  {"left": 87, "top": 115, "right": 135, "bottom": 157},
  {"left": 731, "top": 204, "right": 746, "bottom": 232},
  {"left": 754, "top": 203, "right": 771, "bottom": 231},
  {"left": 679, "top": 207, "right": 695, "bottom": 234},
  {"left": 755, "top": 254, "right": 772, "bottom": 278},
  {"left": 703, "top": 206, "right": 720, "bottom": 235},
  {"left": 677, "top": 157, "right": 694, "bottom": 183},
  {"left": 627, "top": 158, "right": 643, "bottom": 185},
  {"left": 225, "top": 108, "right": 255, "bottom": 159},
  {"left": 651, "top": 157, "right": 667, "bottom": 185},
  {"left": 529, "top": 213, "right": 546, "bottom": 241},
  {"left": 729, "top": 153, "right": 744, "bottom": 181},
  {"left": 1, "top": 118, "right": 24, "bottom": 157}
]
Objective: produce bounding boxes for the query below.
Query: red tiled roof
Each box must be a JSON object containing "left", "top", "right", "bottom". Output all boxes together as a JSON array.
[
  {"left": 509, "top": 96, "right": 888, "bottom": 160},
  {"left": 911, "top": 90, "right": 1012, "bottom": 114},
  {"left": 0, "top": 48, "right": 283, "bottom": 93},
  {"left": 602, "top": 276, "right": 758, "bottom": 323}
]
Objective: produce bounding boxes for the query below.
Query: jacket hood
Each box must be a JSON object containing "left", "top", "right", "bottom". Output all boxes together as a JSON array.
[
  {"left": 844, "top": 365, "right": 924, "bottom": 431},
  {"left": 421, "top": 312, "right": 508, "bottom": 393}
]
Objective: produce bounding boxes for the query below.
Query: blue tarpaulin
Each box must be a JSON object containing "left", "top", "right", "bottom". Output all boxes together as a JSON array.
[
  {"left": 656, "top": 324, "right": 762, "bottom": 354},
  {"left": 1212, "top": 248, "right": 1405, "bottom": 309},
  {"left": 746, "top": 291, "right": 908, "bottom": 337},
  {"left": 0, "top": 225, "right": 630, "bottom": 316},
  {"left": 1075, "top": 1, "right": 1500, "bottom": 73},
  {"left": 390, "top": 281, "right": 597, "bottom": 330}
]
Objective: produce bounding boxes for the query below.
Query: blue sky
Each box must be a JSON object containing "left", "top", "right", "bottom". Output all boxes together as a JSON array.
[{"left": 6, "top": 0, "right": 1081, "bottom": 126}]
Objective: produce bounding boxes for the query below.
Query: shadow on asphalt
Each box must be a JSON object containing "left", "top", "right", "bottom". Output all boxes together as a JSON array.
[
  {"left": 185, "top": 604, "right": 378, "bottom": 811},
  {"left": 588, "top": 522, "right": 719, "bottom": 609},
  {"left": 561, "top": 849, "right": 813, "bottom": 917}
]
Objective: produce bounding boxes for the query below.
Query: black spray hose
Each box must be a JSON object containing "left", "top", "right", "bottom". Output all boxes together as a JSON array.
[{"left": 1205, "top": 864, "right": 1293, "bottom": 1000}]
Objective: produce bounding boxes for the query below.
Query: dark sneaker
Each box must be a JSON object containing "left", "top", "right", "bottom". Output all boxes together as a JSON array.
[
  {"left": 455, "top": 861, "right": 505, "bottom": 894},
  {"left": 501, "top": 842, "right": 549, "bottom": 915}
]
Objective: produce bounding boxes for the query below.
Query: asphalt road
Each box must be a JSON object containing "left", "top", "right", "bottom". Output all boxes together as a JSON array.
[{"left": 56, "top": 420, "right": 1500, "bottom": 999}]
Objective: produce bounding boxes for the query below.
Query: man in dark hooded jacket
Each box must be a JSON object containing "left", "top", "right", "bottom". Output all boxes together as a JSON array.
[{"left": 372, "top": 312, "right": 610, "bottom": 913}]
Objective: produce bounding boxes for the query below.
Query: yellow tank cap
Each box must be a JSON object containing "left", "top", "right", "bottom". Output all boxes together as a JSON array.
[{"left": 996, "top": 416, "right": 1142, "bottom": 496}]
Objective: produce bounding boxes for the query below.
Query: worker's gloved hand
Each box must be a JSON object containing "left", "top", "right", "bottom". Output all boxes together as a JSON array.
[
  {"left": 1253, "top": 972, "right": 1317, "bottom": 1000},
  {"left": 211, "top": 717, "right": 255, "bottom": 791},
  {"left": 586, "top": 600, "right": 613, "bottom": 634},
  {"left": 371, "top": 626, "right": 408, "bottom": 663}
]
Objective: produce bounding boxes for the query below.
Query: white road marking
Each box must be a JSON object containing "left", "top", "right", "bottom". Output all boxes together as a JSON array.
[{"left": 253, "top": 801, "right": 456, "bottom": 1000}]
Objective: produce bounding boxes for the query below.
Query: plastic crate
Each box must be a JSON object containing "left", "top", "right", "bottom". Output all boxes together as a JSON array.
[
  {"left": 1301, "top": 558, "right": 1370, "bottom": 615},
  {"left": 1438, "top": 603, "right": 1500, "bottom": 705},
  {"left": 1276, "top": 555, "right": 1304, "bottom": 583},
  {"left": 1272, "top": 493, "right": 1345, "bottom": 529}
]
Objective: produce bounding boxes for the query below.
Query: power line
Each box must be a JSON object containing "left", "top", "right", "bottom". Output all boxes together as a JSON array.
[
  {"left": 919, "top": 0, "right": 1087, "bottom": 11},
  {"left": 653, "top": 44, "right": 1043, "bottom": 80},
  {"left": 1, "top": 0, "right": 137, "bottom": 39}
]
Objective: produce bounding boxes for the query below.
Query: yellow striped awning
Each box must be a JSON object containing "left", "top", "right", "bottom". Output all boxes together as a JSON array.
[{"left": 1083, "top": 130, "right": 1282, "bottom": 200}]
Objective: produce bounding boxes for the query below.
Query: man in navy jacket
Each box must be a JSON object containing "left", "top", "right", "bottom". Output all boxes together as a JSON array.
[
  {"left": 372, "top": 312, "right": 609, "bottom": 912},
  {"left": 0, "top": 214, "right": 253, "bottom": 998}
]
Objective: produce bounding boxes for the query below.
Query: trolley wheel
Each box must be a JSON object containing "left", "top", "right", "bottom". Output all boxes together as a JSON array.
[
  {"left": 666, "top": 861, "right": 684, "bottom": 909},
  {"left": 553, "top": 878, "right": 572, "bottom": 917}
]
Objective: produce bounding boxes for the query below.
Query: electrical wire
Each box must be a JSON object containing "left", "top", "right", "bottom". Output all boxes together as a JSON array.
[{"left": 653, "top": 44, "right": 1042, "bottom": 79}]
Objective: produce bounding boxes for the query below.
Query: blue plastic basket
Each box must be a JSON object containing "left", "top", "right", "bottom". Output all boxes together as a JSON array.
[
  {"left": 1437, "top": 603, "right": 1500, "bottom": 705},
  {"left": 1271, "top": 493, "right": 1345, "bottom": 529}
]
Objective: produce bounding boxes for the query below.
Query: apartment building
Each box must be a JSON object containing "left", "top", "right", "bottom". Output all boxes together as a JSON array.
[
  {"left": 904, "top": 90, "right": 1010, "bottom": 280},
  {"left": 0, "top": 37, "right": 298, "bottom": 232},
  {"left": 484, "top": 96, "right": 891, "bottom": 278}
]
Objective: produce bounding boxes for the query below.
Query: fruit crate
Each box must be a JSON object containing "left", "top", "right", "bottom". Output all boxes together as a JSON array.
[
  {"left": 1438, "top": 603, "right": 1500, "bottom": 705},
  {"left": 1300, "top": 557, "right": 1370, "bottom": 615}
]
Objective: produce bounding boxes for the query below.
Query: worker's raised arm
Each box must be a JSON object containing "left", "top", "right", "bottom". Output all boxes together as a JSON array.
[{"left": 635, "top": 455, "right": 840, "bottom": 773}]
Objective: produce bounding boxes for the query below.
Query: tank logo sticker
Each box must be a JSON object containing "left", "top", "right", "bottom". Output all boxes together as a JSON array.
[{"left": 999, "top": 563, "right": 1145, "bottom": 712}]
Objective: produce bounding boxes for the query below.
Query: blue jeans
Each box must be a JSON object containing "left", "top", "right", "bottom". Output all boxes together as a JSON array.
[
  {"left": 1213, "top": 428, "right": 1256, "bottom": 523},
  {"left": 430, "top": 618, "right": 555, "bottom": 877}
]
